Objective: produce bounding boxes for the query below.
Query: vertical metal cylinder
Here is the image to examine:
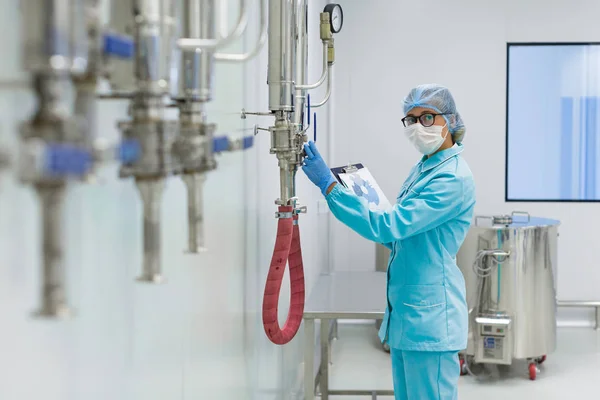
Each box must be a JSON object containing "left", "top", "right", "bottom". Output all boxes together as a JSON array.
[
  {"left": 20, "top": 0, "right": 89, "bottom": 74},
  {"left": 75, "top": 87, "right": 97, "bottom": 145},
  {"left": 132, "top": 0, "right": 177, "bottom": 94},
  {"left": 268, "top": 0, "right": 296, "bottom": 111},
  {"left": 182, "top": 173, "right": 207, "bottom": 253},
  {"left": 293, "top": 0, "right": 308, "bottom": 127},
  {"left": 136, "top": 178, "right": 166, "bottom": 283},
  {"left": 27, "top": 74, "right": 75, "bottom": 141},
  {"left": 176, "top": 0, "right": 216, "bottom": 101},
  {"left": 74, "top": 0, "right": 102, "bottom": 145},
  {"left": 32, "top": 183, "right": 72, "bottom": 318},
  {"left": 279, "top": 161, "right": 296, "bottom": 204}
]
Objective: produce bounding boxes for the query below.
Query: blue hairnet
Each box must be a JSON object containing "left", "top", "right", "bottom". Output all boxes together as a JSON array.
[{"left": 403, "top": 84, "right": 466, "bottom": 144}]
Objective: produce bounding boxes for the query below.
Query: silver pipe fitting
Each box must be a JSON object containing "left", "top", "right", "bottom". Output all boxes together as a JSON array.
[
  {"left": 295, "top": 42, "right": 328, "bottom": 90},
  {"left": 312, "top": 66, "right": 332, "bottom": 108},
  {"left": 293, "top": 0, "right": 308, "bottom": 129},
  {"left": 278, "top": 160, "right": 297, "bottom": 205},
  {"left": 176, "top": 0, "right": 216, "bottom": 102},
  {"left": 32, "top": 183, "right": 73, "bottom": 318},
  {"left": 75, "top": 87, "right": 98, "bottom": 146},
  {"left": 132, "top": 0, "right": 177, "bottom": 95},
  {"left": 19, "top": 0, "right": 91, "bottom": 320},
  {"left": 119, "top": 0, "right": 178, "bottom": 283},
  {"left": 267, "top": 0, "right": 297, "bottom": 112},
  {"left": 74, "top": 0, "right": 104, "bottom": 147},
  {"left": 182, "top": 173, "right": 207, "bottom": 253},
  {"left": 20, "top": 74, "right": 85, "bottom": 319},
  {"left": 20, "top": 0, "right": 89, "bottom": 75},
  {"left": 214, "top": 0, "right": 268, "bottom": 62},
  {"left": 219, "top": 0, "right": 249, "bottom": 46},
  {"left": 136, "top": 178, "right": 166, "bottom": 283},
  {"left": 174, "top": 0, "right": 217, "bottom": 253},
  {"left": 177, "top": 0, "right": 248, "bottom": 50}
]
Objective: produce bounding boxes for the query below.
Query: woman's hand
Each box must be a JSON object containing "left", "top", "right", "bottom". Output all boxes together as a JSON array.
[{"left": 302, "top": 141, "right": 337, "bottom": 195}]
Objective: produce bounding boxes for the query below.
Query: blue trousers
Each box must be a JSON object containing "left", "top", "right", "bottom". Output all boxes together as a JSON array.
[{"left": 390, "top": 349, "right": 459, "bottom": 400}]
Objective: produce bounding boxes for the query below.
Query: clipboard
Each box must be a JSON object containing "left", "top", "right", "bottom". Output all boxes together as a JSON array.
[
  {"left": 330, "top": 163, "right": 365, "bottom": 185},
  {"left": 330, "top": 163, "right": 392, "bottom": 211}
]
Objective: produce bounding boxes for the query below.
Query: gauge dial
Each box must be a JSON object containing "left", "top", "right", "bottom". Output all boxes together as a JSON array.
[{"left": 324, "top": 4, "right": 343, "bottom": 34}]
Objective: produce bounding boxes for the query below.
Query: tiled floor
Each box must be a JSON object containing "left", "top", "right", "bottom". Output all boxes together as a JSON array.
[{"left": 326, "top": 323, "right": 600, "bottom": 399}]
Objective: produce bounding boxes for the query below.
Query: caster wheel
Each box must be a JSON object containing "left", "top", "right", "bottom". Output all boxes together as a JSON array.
[
  {"left": 536, "top": 355, "right": 546, "bottom": 365},
  {"left": 460, "top": 358, "right": 468, "bottom": 376},
  {"left": 528, "top": 363, "right": 537, "bottom": 381}
]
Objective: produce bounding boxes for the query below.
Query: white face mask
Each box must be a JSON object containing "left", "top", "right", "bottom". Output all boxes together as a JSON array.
[{"left": 403, "top": 124, "right": 448, "bottom": 155}]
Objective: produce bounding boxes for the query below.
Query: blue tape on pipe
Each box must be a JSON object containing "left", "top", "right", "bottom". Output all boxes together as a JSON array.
[
  {"left": 45, "top": 144, "right": 93, "bottom": 177},
  {"left": 242, "top": 136, "right": 254, "bottom": 149},
  {"left": 104, "top": 33, "right": 135, "bottom": 59},
  {"left": 213, "top": 136, "right": 230, "bottom": 153}
]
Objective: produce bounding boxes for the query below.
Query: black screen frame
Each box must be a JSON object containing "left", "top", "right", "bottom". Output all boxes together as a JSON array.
[{"left": 505, "top": 41, "right": 600, "bottom": 203}]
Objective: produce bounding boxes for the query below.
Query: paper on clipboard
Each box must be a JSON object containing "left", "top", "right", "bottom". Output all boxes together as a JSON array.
[{"left": 336, "top": 165, "right": 392, "bottom": 211}]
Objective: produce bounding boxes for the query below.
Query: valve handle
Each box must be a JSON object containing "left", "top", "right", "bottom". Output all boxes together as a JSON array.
[{"left": 307, "top": 94, "right": 311, "bottom": 127}]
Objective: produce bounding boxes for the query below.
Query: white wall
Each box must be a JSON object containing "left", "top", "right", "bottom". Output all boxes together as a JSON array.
[
  {"left": 331, "top": 0, "right": 600, "bottom": 318},
  {"left": 0, "top": 0, "right": 331, "bottom": 399}
]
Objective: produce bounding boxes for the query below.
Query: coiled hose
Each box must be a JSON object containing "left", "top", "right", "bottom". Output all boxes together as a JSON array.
[{"left": 262, "top": 206, "right": 306, "bottom": 345}]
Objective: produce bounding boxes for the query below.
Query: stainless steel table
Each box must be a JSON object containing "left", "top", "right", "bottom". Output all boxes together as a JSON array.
[{"left": 303, "top": 271, "right": 394, "bottom": 399}]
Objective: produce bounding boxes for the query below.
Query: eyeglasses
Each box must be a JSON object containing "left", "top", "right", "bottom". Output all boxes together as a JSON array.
[{"left": 401, "top": 113, "right": 450, "bottom": 128}]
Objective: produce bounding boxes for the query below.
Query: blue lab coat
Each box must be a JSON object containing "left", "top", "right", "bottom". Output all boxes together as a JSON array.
[{"left": 325, "top": 144, "right": 475, "bottom": 352}]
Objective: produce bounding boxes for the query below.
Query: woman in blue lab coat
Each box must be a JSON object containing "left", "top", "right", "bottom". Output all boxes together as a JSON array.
[{"left": 302, "top": 84, "right": 475, "bottom": 400}]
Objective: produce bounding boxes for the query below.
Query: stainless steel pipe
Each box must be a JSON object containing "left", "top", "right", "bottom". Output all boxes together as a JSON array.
[
  {"left": 177, "top": 0, "right": 248, "bottom": 50},
  {"left": 176, "top": 0, "right": 216, "bottom": 102},
  {"left": 132, "top": 0, "right": 177, "bottom": 94},
  {"left": 32, "top": 183, "right": 72, "bottom": 318},
  {"left": 296, "top": 42, "right": 328, "bottom": 90},
  {"left": 75, "top": 86, "right": 98, "bottom": 146},
  {"left": 118, "top": 0, "right": 179, "bottom": 283},
  {"left": 278, "top": 161, "right": 296, "bottom": 204},
  {"left": 214, "top": 0, "right": 268, "bottom": 62},
  {"left": 20, "top": 0, "right": 88, "bottom": 74},
  {"left": 312, "top": 66, "right": 332, "bottom": 108},
  {"left": 267, "top": 0, "right": 297, "bottom": 112},
  {"left": 182, "top": 173, "right": 207, "bottom": 253},
  {"left": 293, "top": 0, "right": 308, "bottom": 128},
  {"left": 136, "top": 178, "right": 166, "bottom": 283}
]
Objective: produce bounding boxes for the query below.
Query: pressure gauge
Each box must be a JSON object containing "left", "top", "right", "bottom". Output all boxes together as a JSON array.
[{"left": 324, "top": 4, "right": 343, "bottom": 34}]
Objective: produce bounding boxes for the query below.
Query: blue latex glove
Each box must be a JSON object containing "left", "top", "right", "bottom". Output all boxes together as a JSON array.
[{"left": 302, "top": 141, "right": 337, "bottom": 195}]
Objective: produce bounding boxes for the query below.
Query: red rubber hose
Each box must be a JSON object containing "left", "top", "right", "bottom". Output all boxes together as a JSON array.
[{"left": 262, "top": 206, "right": 306, "bottom": 345}]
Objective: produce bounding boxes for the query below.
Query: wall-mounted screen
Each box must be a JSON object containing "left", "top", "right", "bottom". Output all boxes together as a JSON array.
[{"left": 506, "top": 43, "right": 600, "bottom": 202}]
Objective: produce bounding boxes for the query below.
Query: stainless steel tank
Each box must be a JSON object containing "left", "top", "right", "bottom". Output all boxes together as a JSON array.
[{"left": 457, "top": 212, "right": 559, "bottom": 371}]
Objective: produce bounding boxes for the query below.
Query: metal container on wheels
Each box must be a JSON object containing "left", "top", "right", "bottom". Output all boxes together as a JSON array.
[{"left": 456, "top": 212, "right": 560, "bottom": 380}]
